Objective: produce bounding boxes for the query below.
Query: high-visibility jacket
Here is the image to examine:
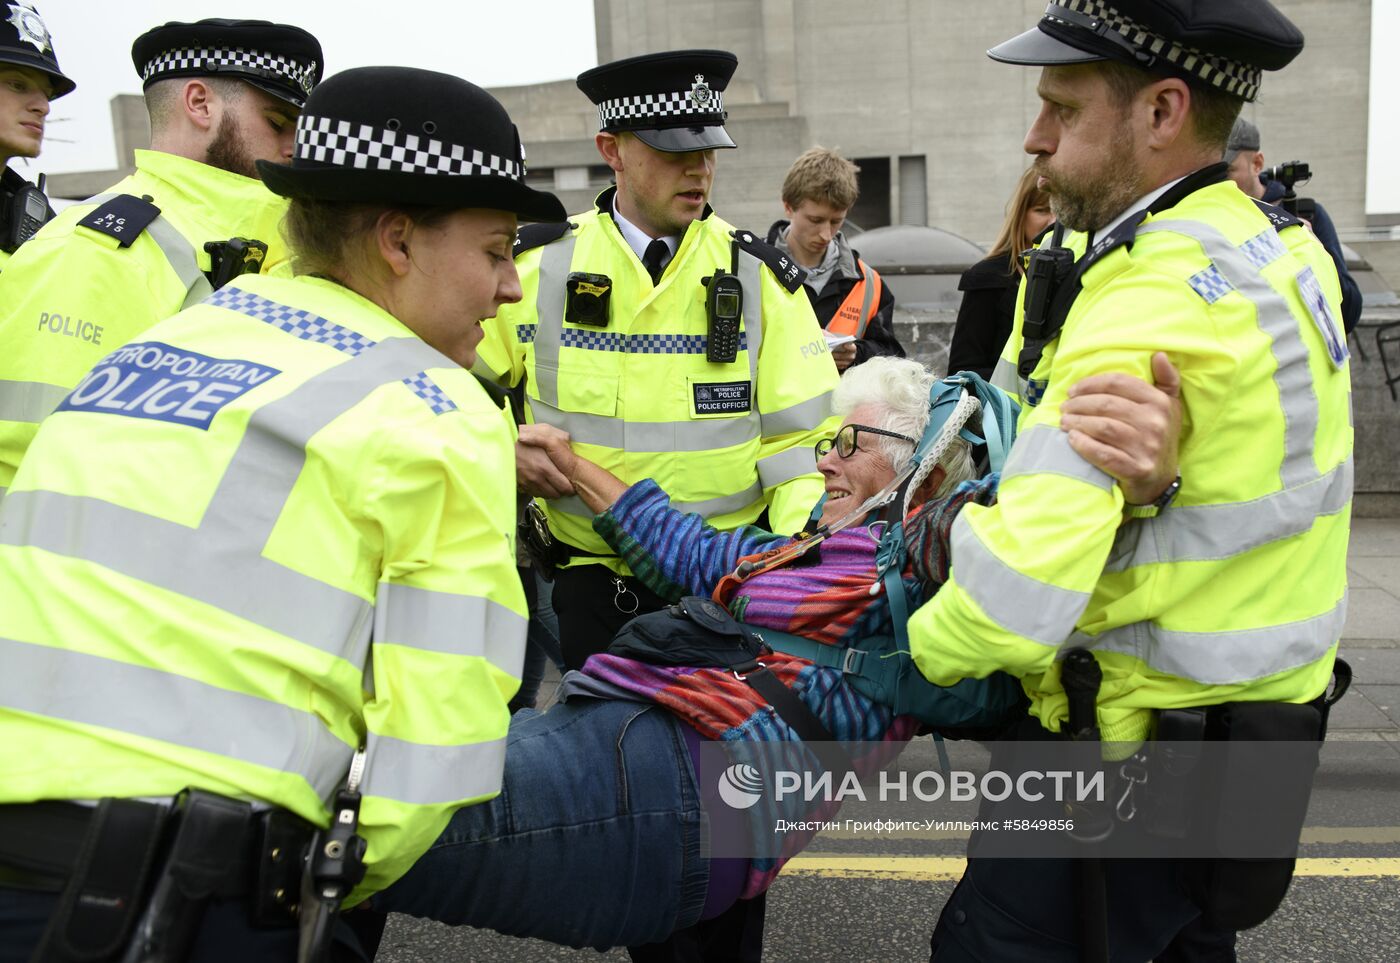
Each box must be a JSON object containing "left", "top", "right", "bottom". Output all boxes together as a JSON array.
[
  {"left": 478, "top": 189, "right": 841, "bottom": 569},
  {"left": 0, "top": 149, "right": 291, "bottom": 496},
  {"left": 825, "top": 258, "right": 884, "bottom": 339},
  {"left": 909, "top": 178, "right": 1351, "bottom": 744},
  {"left": 0, "top": 273, "right": 525, "bottom": 899}
]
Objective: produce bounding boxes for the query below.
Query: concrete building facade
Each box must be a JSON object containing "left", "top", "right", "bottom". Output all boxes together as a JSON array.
[{"left": 506, "top": 0, "right": 1371, "bottom": 244}]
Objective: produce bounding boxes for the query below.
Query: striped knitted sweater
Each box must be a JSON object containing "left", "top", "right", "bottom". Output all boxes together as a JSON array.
[{"left": 582, "top": 475, "right": 998, "bottom": 896}]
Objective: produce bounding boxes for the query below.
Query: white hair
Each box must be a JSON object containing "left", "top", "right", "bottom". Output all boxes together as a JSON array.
[{"left": 831, "top": 356, "right": 976, "bottom": 499}]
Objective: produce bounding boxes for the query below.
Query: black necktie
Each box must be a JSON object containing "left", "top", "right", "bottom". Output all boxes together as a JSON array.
[{"left": 643, "top": 238, "right": 669, "bottom": 283}]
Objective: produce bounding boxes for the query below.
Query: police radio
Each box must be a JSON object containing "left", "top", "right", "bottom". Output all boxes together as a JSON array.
[
  {"left": 702, "top": 240, "right": 744, "bottom": 363},
  {"left": 1, "top": 173, "right": 53, "bottom": 254},
  {"left": 1021, "top": 223, "right": 1074, "bottom": 342}
]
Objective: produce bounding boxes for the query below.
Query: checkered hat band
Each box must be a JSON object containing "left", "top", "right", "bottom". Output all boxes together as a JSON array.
[
  {"left": 597, "top": 89, "right": 725, "bottom": 127},
  {"left": 294, "top": 115, "right": 524, "bottom": 180},
  {"left": 1050, "top": 0, "right": 1262, "bottom": 101},
  {"left": 142, "top": 46, "right": 316, "bottom": 96}
]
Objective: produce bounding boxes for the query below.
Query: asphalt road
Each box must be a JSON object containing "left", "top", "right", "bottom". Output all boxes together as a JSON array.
[{"left": 376, "top": 734, "right": 1400, "bottom": 962}]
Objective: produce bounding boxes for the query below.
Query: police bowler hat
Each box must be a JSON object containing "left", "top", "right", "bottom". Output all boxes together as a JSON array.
[
  {"left": 256, "top": 67, "right": 566, "bottom": 223},
  {"left": 577, "top": 49, "right": 738, "bottom": 152},
  {"left": 132, "top": 19, "right": 323, "bottom": 109},
  {"left": 1, "top": 2, "right": 74, "bottom": 98},
  {"left": 989, "top": 0, "right": 1304, "bottom": 103}
]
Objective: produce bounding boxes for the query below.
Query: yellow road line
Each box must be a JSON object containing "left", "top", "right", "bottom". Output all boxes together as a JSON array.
[{"left": 782, "top": 856, "right": 1400, "bottom": 881}]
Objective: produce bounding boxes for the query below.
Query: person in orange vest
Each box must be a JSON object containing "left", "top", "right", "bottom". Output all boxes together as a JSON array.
[{"left": 765, "top": 147, "right": 903, "bottom": 371}]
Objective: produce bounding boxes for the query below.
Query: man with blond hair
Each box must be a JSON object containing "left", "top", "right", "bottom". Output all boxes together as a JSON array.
[{"left": 766, "top": 146, "right": 903, "bottom": 370}]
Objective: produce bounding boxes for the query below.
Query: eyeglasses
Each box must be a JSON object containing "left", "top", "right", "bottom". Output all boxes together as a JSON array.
[{"left": 814, "top": 423, "right": 918, "bottom": 460}]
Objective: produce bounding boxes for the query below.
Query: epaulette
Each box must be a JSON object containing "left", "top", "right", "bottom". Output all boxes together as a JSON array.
[
  {"left": 514, "top": 221, "right": 574, "bottom": 256},
  {"left": 76, "top": 194, "right": 161, "bottom": 248},
  {"left": 730, "top": 229, "right": 806, "bottom": 294},
  {"left": 1252, "top": 198, "right": 1304, "bottom": 233}
]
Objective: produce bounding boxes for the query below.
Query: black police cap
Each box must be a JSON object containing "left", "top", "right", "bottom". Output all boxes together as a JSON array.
[
  {"left": 1, "top": 2, "right": 74, "bottom": 98},
  {"left": 989, "top": 0, "right": 1304, "bottom": 102},
  {"left": 131, "top": 19, "right": 323, "bottom": 110},
  {"left": 256, "top": 66, "right": 566, "bottom": 224},
  {"left": 577, "top": 49, "right": 738, "bottom": 152}
]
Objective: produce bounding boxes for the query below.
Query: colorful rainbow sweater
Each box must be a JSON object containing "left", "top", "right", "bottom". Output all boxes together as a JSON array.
[{"left": 577, "top": 475, "right": 999, "bottom": 896}]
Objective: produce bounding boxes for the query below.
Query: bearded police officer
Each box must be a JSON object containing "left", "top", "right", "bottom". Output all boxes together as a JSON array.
[
  {"left": 907, "top": 2, "right": 1351, "bottom": 960},
  {"left": 481, "top": 49, "right": 840, "bottom": 672},
  {"left": 0, "top": 18, "right": 322, "bottom": 499},
  {"left": 0, "top": 1, "right": 71, "bottom": 271}
]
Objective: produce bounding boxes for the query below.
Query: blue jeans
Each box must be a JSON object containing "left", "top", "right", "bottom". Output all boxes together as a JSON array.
[
  {"left": 514, "top": 568, "right": 566, "bottom": 710},
  {"left": 372, "top": 697, "right": 710, "bottom": 949}
]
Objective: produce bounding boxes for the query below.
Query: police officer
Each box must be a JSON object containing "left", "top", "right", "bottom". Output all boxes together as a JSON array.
[
  {"left": 0, "top": 65, "right": 563, "bottom": 960},
  {"left": 0, "top": 18, "right": 323, "bottom": 498},
  {"left": 907, "top": 2, "right": 1350, "bottom": 960},
  {"left": 0, "top": 1, "right": 71, "bottom": 272},
  {"left": 483, "top": 49, "right": 840, "bottom": 672}
]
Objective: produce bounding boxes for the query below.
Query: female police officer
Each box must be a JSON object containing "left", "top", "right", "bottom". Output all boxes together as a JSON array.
[{"left": 0, "top": 66, "right": 564, "bottom": 960}]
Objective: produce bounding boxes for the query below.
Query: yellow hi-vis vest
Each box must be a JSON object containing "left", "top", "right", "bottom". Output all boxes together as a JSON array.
[
  {"left": 0, "top": 150, "right": 292, "bottom": 498},
  {"left": 477, "top": 190, "right": 841, "bottom": 570},
  {"left": 910, "top": 180, "right": 1351, "bottom": 744},
  {"left": 0, "top": 274, "right": 525, "bottom": 900}
]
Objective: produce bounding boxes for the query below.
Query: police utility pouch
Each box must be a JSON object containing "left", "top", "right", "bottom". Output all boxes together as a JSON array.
[
  {"left": 119, "top": 790, "right": 254, "bottom": 963},
  {"left": 32, "top": 798, "right": 168, "bottom": 963},
  {"left": 565, "top": 272, "right": 612, "bottom": 326}
]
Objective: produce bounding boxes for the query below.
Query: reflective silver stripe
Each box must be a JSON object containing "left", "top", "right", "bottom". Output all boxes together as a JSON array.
[
  {"left": 1069, "top": 594, "right": 1346, "bottom": 685},
  {"left": 1105, "top": 457, "right": 1352, "bottom": 573},
  {"left": 0, "top": 337, "right": 453, "bottom": 662},
  {"left": 991, "top": 357, "right": 1021, "bottom": 396},
  {"left": 553, "top": 479, "right": 763, "bottom": 523},
  {"left": 202, "top": 337, "right": 450, "bottom": 550},
  {"left": 0, "top": 636, "right": 352, "bottom": 800},
  {"left": 1002, "top": 423, "right": 1113, "bottom": 492},
  {"left": 676, "top": 481, "right": 763, "bottom": 518},
  {"left": 374, "top": 582, "right": 526, "bottom": 678},
  {"left": 528, "top": 396, "right": 759, "bottom": 452},
  {"left": 529, "top": 235, "right": 577, "bottom": 408},
  {"left": 758, "top": 444, "right": 818, "bottom": 489},
  {"left": 84, "top": 193, "right": 213, "bottom": 308},
  {"left": 761, "top": 391, "right": 833, "bottom": 438},
  {"left": 360, "top": 732, "right": 507, "bottom": 806},
  {"left": 950, "top": 514, "right": 1092, "bottom": 646},
  {"left": 0, "top": 381, "right": 70, "bottom": 424},
  {"left": 736, "top": 247, "right": 764, "bottom": 383},
  {"left": 2, "top": 488, "right": 376, "bottom": 663},
  {"left": 1139, "top": 220, "right": 1317, "bottom": 489}
]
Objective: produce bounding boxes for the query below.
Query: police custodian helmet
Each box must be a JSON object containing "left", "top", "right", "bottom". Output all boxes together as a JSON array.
[
  {"left": 989, "top": 0, "right": 1304, "bottom": 102},
  {"left": 256, "top": 66, "right": 567, "bottom": 224},
  {"left": 131, "top": 18, "right": 324, "bottom": 110},
  {"left": 1, "top": 1, "right": 74, "bottom": 97},
  {"left": 577, "top": 49, "right": 739, "bottom": 153}
]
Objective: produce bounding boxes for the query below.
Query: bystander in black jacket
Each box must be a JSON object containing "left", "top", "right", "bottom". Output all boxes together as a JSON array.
[
  {"left": 948, "top": 253, "right": 1019, "bottom": 380},
  {"left": 766, "top": 219, "right": 904, "bottom": 365},
  {"left": 1262, "top": 178, "right": 1362, "bottom": 333}
]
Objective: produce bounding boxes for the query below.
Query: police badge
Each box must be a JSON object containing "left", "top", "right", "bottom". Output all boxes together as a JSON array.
[
  {"left": 6, "top": 1, "right": 51, "bottom": 53},
  {"left": 690, "top": 74, "right": 712, "bottom": 108}
]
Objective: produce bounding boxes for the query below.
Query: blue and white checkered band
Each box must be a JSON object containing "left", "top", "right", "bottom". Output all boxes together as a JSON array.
[
  {"left": 597, "top": 86, "right": 725, "bottom": 130},
  {"left": 294, "top": 114, "right": 526, "bottom": 180},
  {"left": 1045, "top": 0, "right": 1262, "bottom": 101},
  {"left": 142, "top": 46, "right": 318, "bottom": 97}
]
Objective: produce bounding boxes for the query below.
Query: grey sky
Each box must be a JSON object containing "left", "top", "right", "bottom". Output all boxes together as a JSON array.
[{"left": 21, "top": 1, "right": 1399, "bottom": 215}]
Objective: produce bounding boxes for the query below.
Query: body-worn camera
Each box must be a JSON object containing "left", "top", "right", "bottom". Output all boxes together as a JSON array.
[
  {"left": 1262, "top": 160, "right": 1316, "bottom": 221},
  {"left": 566, "top": 272, "right": 612, "bottom": 327}
]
